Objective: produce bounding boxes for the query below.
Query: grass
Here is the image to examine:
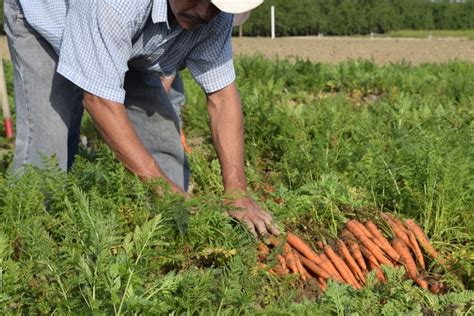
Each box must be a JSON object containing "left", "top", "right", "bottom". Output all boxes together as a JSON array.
[
  {"left": 0, "top": 57, "right": 473, "bottom": 314},
  {"left": 387, "top": 29, "right": 474, "bottom": 39}
]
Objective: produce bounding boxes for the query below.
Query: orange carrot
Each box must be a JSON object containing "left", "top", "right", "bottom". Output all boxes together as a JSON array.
[
  {"left": 353, "top": 220, "right": 377, "bottom": 240},
  {"left": 405, "top": 219, "right": 441, "bottom": 261},
  {"left": 294, "top": 252, "right": 310, "bottom": 281},
  {"left": 337, "top": 240, "right": 366, "bottom": 284},
  {"left": 324, "top": 246, "right": 361, "bottom": 289},
  {"left": 283, "top": 244, "right": 299, "bottom": 274},
  {"left": 382, "top": 214, "right": 424, "bottom": 266},
  {"left": 320, "top": 253, "right": 344, "bottom": 282},
  {"left": 392, "top": 238, "right": 428, "bottom": 289},
  {"left": 365, "top": 221, "right": 400, "bottom": 262},
  {"left": 368, "top": 260, "right": 386, "bottom": 282},
  {"left": 408, "top": 230, "right": 425, "bottom": 269},
  {"left": 346, "top": 220, "right": 392, "bottom": 266},
  {"left": 346, "top": 238, "right": 368, "bottom": 273},
  {"left": 382, "top": 213, "right": 412, "bottom": 246},
  {"left": 257, "top": 242, "right": 270, "bottom": 261},
  {"left": 277, "top": 254, "right": 287, "bottom": 272},
  {"left": 360, "top": 245, "right": 381, "bottom": 268},
  {"left": 268, "top": 235, "right": 281, "bottom": 247},
  {"left": 298, "top": 254, "right": 331, "bottom": 280},
  {"left": 287, "top": 233, "right": 320, "bottom": 262}
]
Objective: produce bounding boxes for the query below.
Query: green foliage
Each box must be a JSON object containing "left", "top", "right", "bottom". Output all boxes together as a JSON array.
[
  {"left": 1, "top": 57, "right": 474, "bottom": 313},
  {"left": 240, "top": 0, "right": 474, "bottom": 36}
]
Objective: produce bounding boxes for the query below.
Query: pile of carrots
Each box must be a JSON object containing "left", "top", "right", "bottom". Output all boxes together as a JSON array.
[{"left": 258, "top": 213, "right": 444, "bottom": 294}]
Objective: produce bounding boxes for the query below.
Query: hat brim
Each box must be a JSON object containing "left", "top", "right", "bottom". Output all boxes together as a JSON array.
[
  {"left": 211, "top": 0, "right": 263, "bottom": 14},
  {"left": 233, "top": 11, "right": 251, "bottom": 26}
]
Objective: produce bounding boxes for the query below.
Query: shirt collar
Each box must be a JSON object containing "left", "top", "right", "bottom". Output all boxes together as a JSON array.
[{"left": 152, "top": 0, "right": 170, "bottom": 28}]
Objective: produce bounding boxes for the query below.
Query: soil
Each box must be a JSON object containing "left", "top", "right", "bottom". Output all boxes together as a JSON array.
[{"left": 232, "top": 36, "right": 474, "bottom": 65}]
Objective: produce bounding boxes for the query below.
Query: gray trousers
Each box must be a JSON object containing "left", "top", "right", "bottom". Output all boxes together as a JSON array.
[{"left": 4, "top": 0, "right": 189, "bottom": 191}]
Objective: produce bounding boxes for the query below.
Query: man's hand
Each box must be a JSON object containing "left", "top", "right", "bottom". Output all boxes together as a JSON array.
[{"left": 226, "top": 194, "right": 280, "bottom": 237}]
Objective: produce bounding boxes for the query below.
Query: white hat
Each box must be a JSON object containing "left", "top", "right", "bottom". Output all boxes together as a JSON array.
[
  {"left": 233, "top": 11, "right": 251, "bottom": 26},
  {"left": 211, "top": 0, "right": 263, "bottom": 14}
]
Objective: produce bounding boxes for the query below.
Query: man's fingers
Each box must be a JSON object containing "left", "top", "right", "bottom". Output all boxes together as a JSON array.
[
  {"left": 254, "top": 219, "right": 268, "bottom": 237},
  {"left": 242, "top": 218, "right": 258, "bottom": 237},
  {"left": 267, "top": 224, "right": 280, "bottom": 236}
]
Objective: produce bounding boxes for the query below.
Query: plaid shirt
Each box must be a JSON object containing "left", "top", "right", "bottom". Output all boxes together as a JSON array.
[{"left": 19, "top": 0, "right": 236, "bottom": 103}]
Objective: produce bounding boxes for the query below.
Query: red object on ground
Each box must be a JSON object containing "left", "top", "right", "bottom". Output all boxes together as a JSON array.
[{"left": 4, "top": 118, "right": 13, "bottom": 138}]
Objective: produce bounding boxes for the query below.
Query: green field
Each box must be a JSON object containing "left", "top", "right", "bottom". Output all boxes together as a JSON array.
[
  {"left": 0, "top": 57, "right": 473, "bottom": 314},
  {"left": 387, "top": 29, "right": 474, "bottom": 39}
]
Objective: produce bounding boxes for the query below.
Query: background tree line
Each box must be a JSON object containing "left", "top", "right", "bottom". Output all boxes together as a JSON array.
[{"left": 239, "top": 0, "right": 474, "bottom": 36}]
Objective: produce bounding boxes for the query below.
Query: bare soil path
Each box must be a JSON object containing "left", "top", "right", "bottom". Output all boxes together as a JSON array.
[{"left": 232, "top": 36, "right": 474, "bottom": 64}]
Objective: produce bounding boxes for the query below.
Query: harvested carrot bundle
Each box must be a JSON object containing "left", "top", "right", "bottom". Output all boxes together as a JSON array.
[
  {"left": 346, "top": 220, "right": 392, "bottom": 267},
  {"left": 392, "top": 238, "right": 428, "bottom": 289},
  {"left": 405, "top": 219, "right": 441, "bottom": 261},
  {"left": 337, "top": 239, "right": 366, "bottom": 284},
  {"left": 324, "top": 246, "right": 361, "bottom": 289},
  {"left": 382, "top": 213, "right": 426, "bottom": 267},
  {"left": 365, "top": 221, "right": 400, "bottom": 262}
]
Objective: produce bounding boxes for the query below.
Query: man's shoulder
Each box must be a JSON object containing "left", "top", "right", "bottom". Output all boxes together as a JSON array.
[
  {"left": 100, "top": 0, "right": 152, "bottom": 19},
  {"left": 208, "top": 12, "right": 233, "bottom": 32}
]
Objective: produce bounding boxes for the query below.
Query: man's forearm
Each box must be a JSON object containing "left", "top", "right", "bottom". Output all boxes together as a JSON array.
[
  {"left": 82, "top": 93, "right": 182, "bottom": 191},
  {"left": 207, "top": 83, "right": 248, "bottom": 194}
]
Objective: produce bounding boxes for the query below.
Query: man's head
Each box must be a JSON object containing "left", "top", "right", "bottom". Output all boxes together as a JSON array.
[{"left": 168, "top": 0, "right": 263, "bottom": 30}]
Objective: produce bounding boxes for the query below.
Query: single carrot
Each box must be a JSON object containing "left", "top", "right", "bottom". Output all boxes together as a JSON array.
[
  {"left": 324, "top": 246, "right": 361, "bottom": 289},
  {"left": 368, "top": 260, "right": 386, "bottom": 282},
  {"left": 257, "top": 262, "right": 267, "bottom": 269},
  {"left": 392, "top": 238, "right": 428, "bottom": 289},
  {"left": 404, "top": 219, "right": 441, "bottom": 261},
  {"left": 298, "top": 254, "right": 331, "bottom": 280},
  {"left": 257, "top": 242, "right": 270, "bottom": 261},
  {"left": 283, "top": 243, "right": 299, "bottom": 274},
  {"left": 287, "top": 233, "right": 320, "bottom": 262},
  {"left": 277, "top": 254, "right": 287, "bottom": 272},
  {"left": 408, "top": 230, "right": 425, "bottom": 269},
  {"left": 429, "top": 282, "right": 443, "bottom": 294},
  {"left": 365, "top": 221, "right": 400, "bottom": 262},
  {"left": 320, "top": 253, "right": 344, "bottom": 282},
  {"left": 316, "top": 240, "right": 325, "bottom": 250},
  {"left": 270, "top": 265, "right": 288, "bottom": 276},
  {"left": 360, "top": 245, "right": 381, "bottom": 268},
  {"left": 346, "top": 220, "right": 392, "bottom": 266},
  {"left": 337, "top": 240, "right": 366, "bottom": 284},
  {"left": 346, "top": 238, "right": 368, "bottom": 273},
  {"left": 268, "top": 235, "right": 281, "bottom": 247},
  {"left": 294, "top": 251, "right": 310, "bottom": 281}
]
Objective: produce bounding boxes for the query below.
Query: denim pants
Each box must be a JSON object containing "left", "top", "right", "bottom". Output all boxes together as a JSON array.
[{"left": 4, "top": 0, "right": 189, "bottom": 190}]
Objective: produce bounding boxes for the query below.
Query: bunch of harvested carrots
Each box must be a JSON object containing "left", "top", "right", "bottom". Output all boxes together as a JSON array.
[{"left": 258, "top": 213, "right": 444, "bottom": 294}]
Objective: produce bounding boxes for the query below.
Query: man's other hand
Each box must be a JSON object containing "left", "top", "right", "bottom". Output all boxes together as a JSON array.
[{"left": 227, "top": 195, "right": 280, "bottom": 237}]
